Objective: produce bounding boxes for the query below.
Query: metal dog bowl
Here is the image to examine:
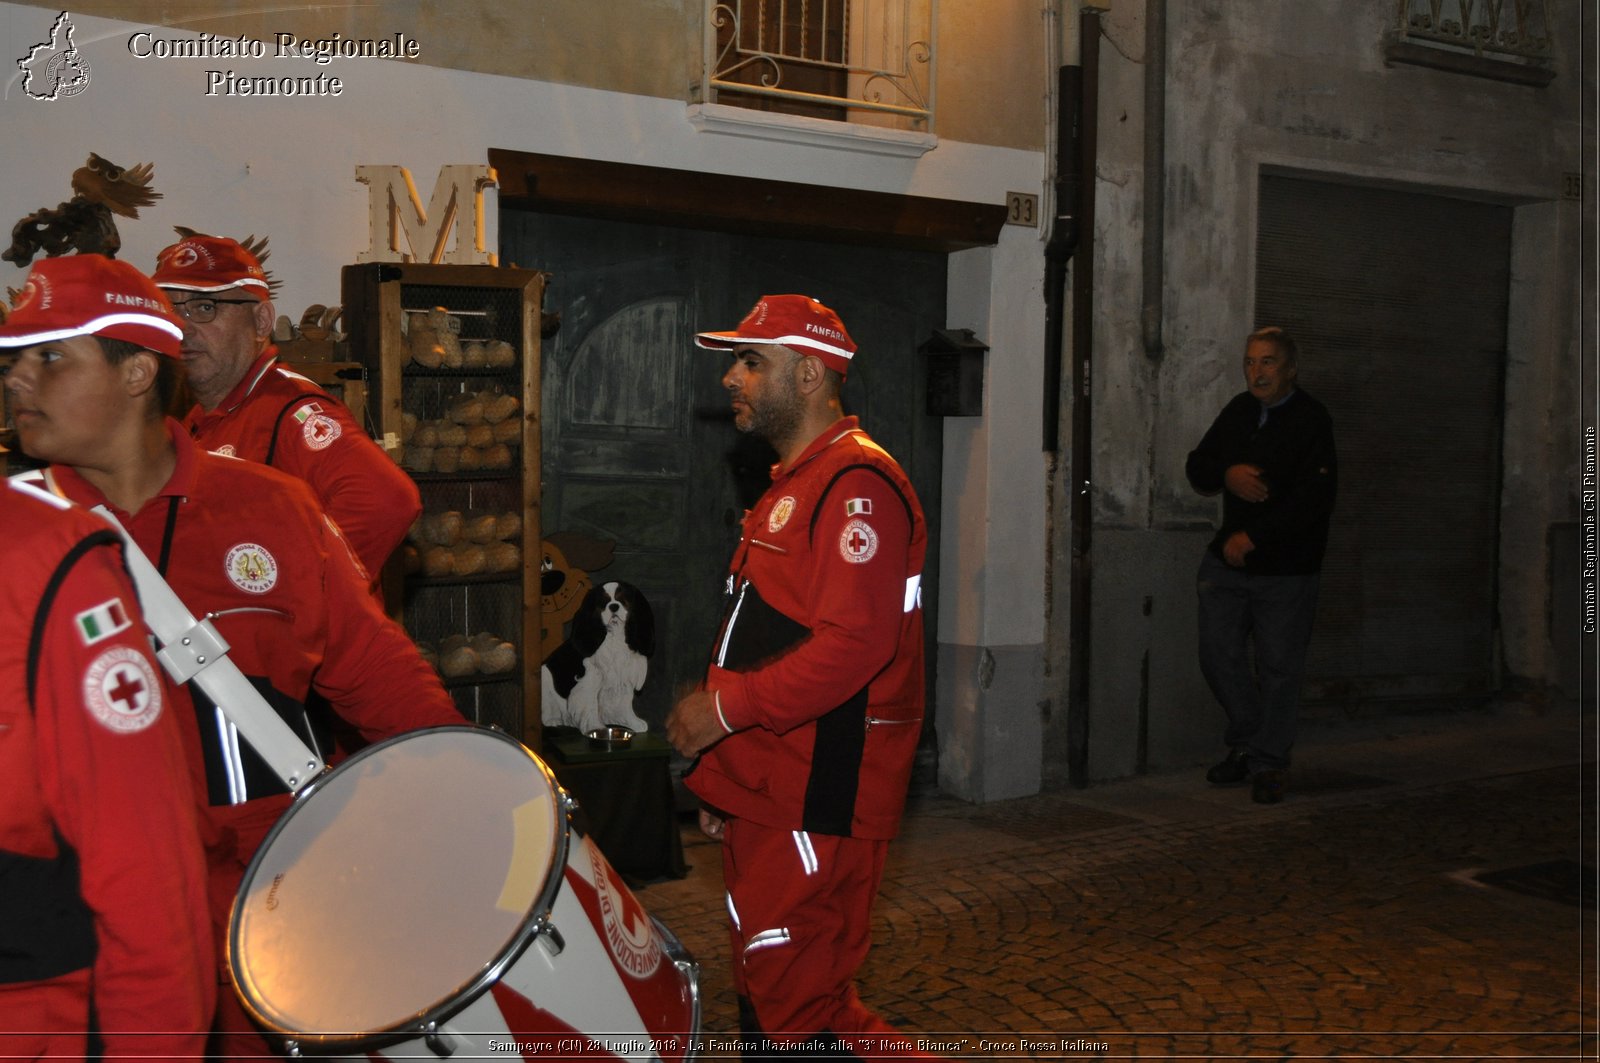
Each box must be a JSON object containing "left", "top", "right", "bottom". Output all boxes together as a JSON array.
[{"left": 585, "top": 725, "right": 634, "bottom": 750}]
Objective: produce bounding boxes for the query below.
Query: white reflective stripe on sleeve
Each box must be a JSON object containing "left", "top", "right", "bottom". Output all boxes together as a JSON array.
[
  {"left": 744, "top": 928, "right": 792, "bottom": 956},
  {"left": 792, "top": 830, "right": 819, "bottom": 876},
  {"left": 904, "top": 574, "right": 922, "bottom": 613},
  {"left": 726, "top": 891, "right": 741, "bottom": 932}
]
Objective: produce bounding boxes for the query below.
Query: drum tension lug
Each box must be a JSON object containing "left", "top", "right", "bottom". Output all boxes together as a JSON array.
[
  {"left": 424, "top": 1022, "right": 458, "bottom": 1058},
  {"left": 539, "top": 923, "right": 566, "bottom": 956}
]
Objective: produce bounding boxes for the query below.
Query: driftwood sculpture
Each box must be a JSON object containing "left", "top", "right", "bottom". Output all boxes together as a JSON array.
[{"left": 4, "top": 153, "right": 161, "bottom": 265}]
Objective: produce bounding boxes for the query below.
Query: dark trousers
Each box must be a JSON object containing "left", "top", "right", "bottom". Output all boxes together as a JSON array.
[{"left": 1196, "top": 551, "right": 1321, "bottom": 771}]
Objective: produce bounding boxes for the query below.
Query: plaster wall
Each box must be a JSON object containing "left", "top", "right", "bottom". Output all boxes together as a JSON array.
[
  {"left": 936, "top": 237, "right": 1050, "bottom": 802},
  {"left": 1083, "top": 0, "right": 1588, "bottom": 779}
]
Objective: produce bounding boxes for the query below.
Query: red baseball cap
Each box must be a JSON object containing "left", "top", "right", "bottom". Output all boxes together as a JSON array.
[
  {"left": 0, "top": 254, "right": 183, "bottom": 357},
  {"left": 695, "top": 294, "right": 857, "bottom": 376},
  {"left": 151, "top": 234, "right": 270, "bottom": 299}
]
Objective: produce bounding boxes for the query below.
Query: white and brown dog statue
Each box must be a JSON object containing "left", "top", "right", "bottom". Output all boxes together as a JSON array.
[{"left": 540, "top": 581, "right": 655, "bottom": 734}]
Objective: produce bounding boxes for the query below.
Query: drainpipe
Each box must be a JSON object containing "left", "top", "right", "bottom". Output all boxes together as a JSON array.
[
  {"left": 1042, "top": 57, "right": 1080, "bottom": 452},
  {"left": 1065, "top": 5, "right": 1101, "bottom": 788},
  {"left": 1142, "top": 0, "right": 1167, "bottom": 360}
]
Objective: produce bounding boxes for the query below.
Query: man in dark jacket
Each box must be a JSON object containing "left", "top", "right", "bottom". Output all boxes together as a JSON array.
[{"left": 1186, "top": 326, "right": 1337, "bottom": 804}]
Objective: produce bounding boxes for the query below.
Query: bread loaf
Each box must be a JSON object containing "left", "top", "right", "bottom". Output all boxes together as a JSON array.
[
  {"left": 440, "top": 645, "right": 478, "bottom": 678},
  {"left": 495, "top": 511, "right": 522, "bottom": 541},
  {"left": 451, "top": 544, "right": 487, "bottom": 576},
  {"left": 432, "top": 447, "right": 461, "bottom": 474},
  {"left": 485, "top": 541, "right": 519, "bottom": 572},
  {"left": 464, "top": 513, "right": 499, "bottom": 544},
  {"left": 485, "top": 340, "right": 515, "bottom": 368},
  {"left": 448, "top": 395, "right": 485, "bottom": 425},
  {"left": 422, "top": 546, "right": 454, "bottom": 577},
  {"left": 479, "top": 641, "right": 516, "bottom": 674},
  {"left": 482, "top": 393, "right": 520, "bottom": 424},
  {"left": 403, "top": 446, "right": 434, "bottom": 473},
  {"left": 433, "top": 510, "right": 464, "bottom": 544}
]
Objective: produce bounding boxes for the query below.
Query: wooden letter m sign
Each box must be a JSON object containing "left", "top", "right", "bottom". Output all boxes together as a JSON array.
[{"left": 355, "top": 164, "right": 498, "bottom": 265}]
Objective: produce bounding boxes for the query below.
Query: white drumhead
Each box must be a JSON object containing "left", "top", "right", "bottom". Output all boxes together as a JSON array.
[{"left": 230, "top": 726, "right": 565, "bottom": 1038}]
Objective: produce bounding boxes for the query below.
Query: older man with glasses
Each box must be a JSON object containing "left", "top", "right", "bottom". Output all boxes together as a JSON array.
[{"left": 153, "top": 234, "right": 420, "bottom": 588}]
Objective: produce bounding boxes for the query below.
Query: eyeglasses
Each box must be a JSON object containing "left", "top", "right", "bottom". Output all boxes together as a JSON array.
[{"left": 169, "top": 297, "right": 257, "bottom": 324}]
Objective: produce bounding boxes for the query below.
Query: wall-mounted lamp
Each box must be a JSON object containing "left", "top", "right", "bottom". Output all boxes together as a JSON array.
[{"left": 921, "top": 327, "right": 990, "bottom": 417}]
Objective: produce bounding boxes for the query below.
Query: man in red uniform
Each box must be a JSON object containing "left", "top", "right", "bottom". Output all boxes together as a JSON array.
[
  {"left": 0, "top": 470, "right": 213, "bottom": 1056},
  {"left": 152, "top": 233, "right": 421, "bottom": 583},
  {"left": 666, "top": 295, "right": 942, "bottom": 1060},
  {"left": 0, "top": 254, "right": 462, "bottom": 1059}
]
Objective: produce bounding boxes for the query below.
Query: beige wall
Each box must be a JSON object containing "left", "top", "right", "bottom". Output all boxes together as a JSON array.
[{"left": 27, "top": 0, "right": 1046, "bottom": 149}]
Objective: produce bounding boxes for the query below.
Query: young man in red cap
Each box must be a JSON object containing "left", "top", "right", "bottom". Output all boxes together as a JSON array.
[
  {"left": 0, "top": 473, "right": 212, "bottom": 1056},
  {"left": 152, "top": 233, "right": 421, "bottom": 585},
  {"left": 0, "top": 254, "right": 463, "bottom": 1058},
  {"left": 666, "top": 295, "right": 942, "bottom": 1059}
]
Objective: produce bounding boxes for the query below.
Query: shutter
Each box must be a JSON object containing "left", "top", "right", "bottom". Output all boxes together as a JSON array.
[{"left": 1254, "top": 173, "right": 1510, "bottom": 704}]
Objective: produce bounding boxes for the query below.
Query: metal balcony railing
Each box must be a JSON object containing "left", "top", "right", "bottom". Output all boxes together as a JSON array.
[{"left": 703, "top": 0, "right": 935, "bottom": 130}]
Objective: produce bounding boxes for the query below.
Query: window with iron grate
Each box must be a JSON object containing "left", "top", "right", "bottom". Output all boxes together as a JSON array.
[{"left": 712, "top": 0, "right": 847, "bottom": 120}]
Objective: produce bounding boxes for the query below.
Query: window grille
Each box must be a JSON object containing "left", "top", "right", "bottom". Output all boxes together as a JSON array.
[{"left": 703, "top": 0, "right": 935, "bottom": 130}]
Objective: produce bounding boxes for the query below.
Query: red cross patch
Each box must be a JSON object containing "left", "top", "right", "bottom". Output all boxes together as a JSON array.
[
  {"left": 839, "top": 518, "right": 879, "bottom": 564},
  {"left": 301, "top": 412, "right": 342, "bottom": 451},
  {"left": 82, "top": 646, "right": 163, "bottom": 733}
]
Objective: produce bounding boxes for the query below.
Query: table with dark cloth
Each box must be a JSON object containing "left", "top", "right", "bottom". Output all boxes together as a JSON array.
[{"left": 542, "top": 728, "right": 686, "bottom": 884}]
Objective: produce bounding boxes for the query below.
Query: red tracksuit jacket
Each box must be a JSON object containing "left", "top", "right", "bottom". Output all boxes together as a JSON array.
[
  {"left": 689, "top": 417, "right": 927, "bottom": 840},
  {"left": 183, "top": 347, "right": 421, "bottom": 580},
  {"left": 0, "top": 479, "right": 213, "bottom": 1058},
  {"left": 35, "top": 421, "right": 461, "bottom": 861}
]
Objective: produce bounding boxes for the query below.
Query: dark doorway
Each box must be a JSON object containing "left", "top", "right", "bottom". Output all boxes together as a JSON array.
[
  {"left": 501, "top": 211, "right": 947, "bottom": 747},
  {"left": 1255, "top": 173, "right": 1512, "bottom": 708}
]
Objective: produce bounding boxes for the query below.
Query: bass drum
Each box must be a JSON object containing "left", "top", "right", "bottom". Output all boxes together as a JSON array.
[{"left": 229, "top": 725, "right": 699, "bottom": 1060}]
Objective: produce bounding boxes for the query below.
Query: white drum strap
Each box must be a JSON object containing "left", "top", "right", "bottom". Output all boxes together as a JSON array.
[{"left": 90, "top": 505, "right": 324, "bottom": 795}]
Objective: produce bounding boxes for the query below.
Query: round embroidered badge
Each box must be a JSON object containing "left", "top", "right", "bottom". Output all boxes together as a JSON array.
[
  {"left": 302, "top": 413, "right": 342, "bottom": 451},
  {"left": 768, "top": 496, "right": 797, "bottom": 533},
  {"left": 212, "top": 444, "right": 237, "bottom": 458},
  {"left": 839, "top": 518, "right": 879, "bottom": 563},
  {"left": 83, "top": 646, "right": 163, "bottom": 733},
  {"left": 225, "top": 543, "right": 279, "bottom": 594}
]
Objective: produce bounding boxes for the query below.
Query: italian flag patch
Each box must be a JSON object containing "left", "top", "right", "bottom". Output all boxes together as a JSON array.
[
  {"left": 292, "top": 403, "right": 324, "bottom": 423},
  {"left": 845, "top": 498, "right": 873, "bottom": 517},
  {"left": 76, "top": 598, "right": 131, "bottom": 646}
]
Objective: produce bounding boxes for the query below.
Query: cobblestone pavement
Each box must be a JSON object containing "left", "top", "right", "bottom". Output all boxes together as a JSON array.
[{"left": 633, "top": 709, "right": 1596, "bottom": 1060}]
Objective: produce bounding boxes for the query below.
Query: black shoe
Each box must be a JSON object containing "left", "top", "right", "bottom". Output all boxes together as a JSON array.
[
  {"left": 1206, "top": 749, "right": 1250, "bottom": 786},
  {"left": 1252, "top": 769, "right": 1286, "bottom": 804}
]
